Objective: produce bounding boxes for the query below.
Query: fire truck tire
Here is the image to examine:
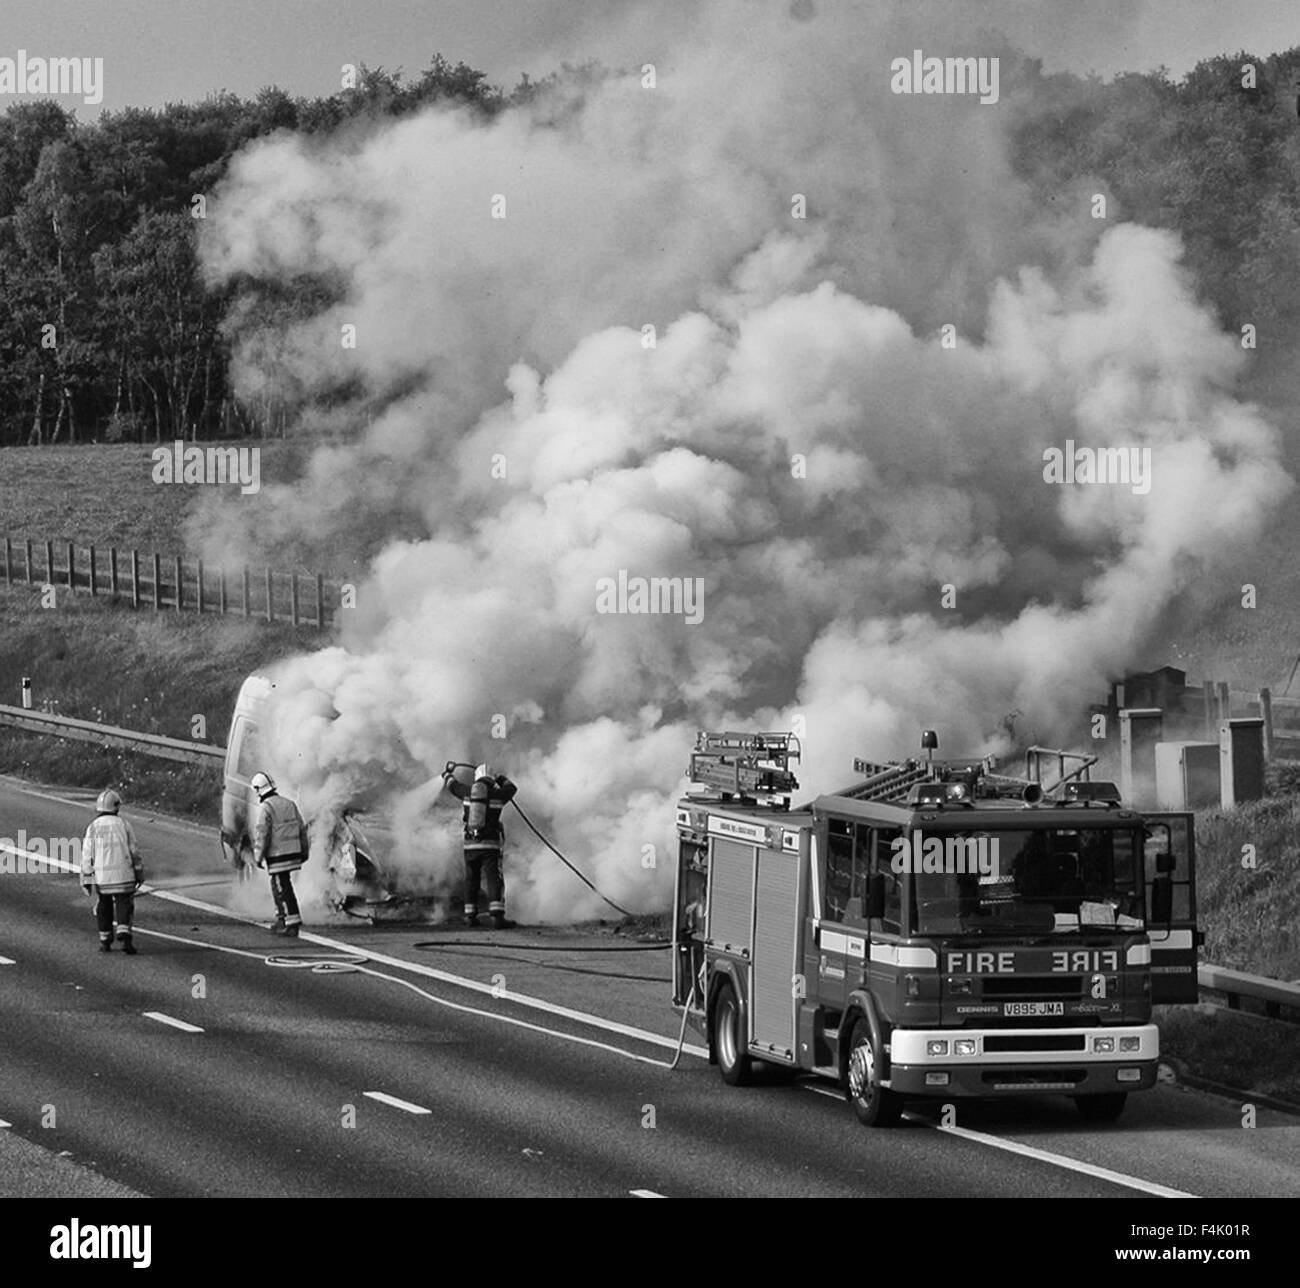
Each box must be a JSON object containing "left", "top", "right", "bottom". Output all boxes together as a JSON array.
[
  {"left": 712, "top": 982, "right": 753, "bottom": 1086},
  {"left": 845, "top": 1017, "right": 903, "bottom": 1127},
  {"left": 1074, "top": 1092, "right": 1127, "bottom": 1123}
]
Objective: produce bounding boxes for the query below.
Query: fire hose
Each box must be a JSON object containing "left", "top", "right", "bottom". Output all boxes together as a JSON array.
[{"left": 443, "top": 761, "right": 635, "bottom": 918}]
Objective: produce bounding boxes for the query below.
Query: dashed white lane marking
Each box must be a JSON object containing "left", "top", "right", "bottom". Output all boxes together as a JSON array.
[
  {"left": 142, "top": 1011, "right": 204, "bottom": 1034},
  {"left": 0, "top": 1118, "right": 11, "bottom": 1128},
  {"left": 9, "top": 838, "right": 706, "bottom": 1062},
  {"left": 135, "top": 926, "right": 683, "bottom": 1070},
  {"left": 364, "top": 1091, "right": 432, "bottom": 1115},
  {"left": 630, "top": 1188, "right": 666, "bottom": 1198},
  {"left": 800, "top": 1083, "right": 1197, "bottom": 1198},
  {"left": 0, "top": 955, "right": 15, "bottom": 965}
]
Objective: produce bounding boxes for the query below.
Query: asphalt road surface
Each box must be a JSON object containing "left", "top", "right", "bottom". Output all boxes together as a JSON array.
[{"left": 1, "top": 774, "right": 1297, "bottom": 1198}]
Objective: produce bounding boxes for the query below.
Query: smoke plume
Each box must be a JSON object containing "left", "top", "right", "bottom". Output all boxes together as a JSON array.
[{"left": 197, "top": 1, "right": 1291, "bottom": 920}]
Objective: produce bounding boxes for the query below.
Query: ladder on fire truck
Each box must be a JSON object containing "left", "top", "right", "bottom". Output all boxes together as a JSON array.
[{"left": 688, "top": 731, "right": 800, "bottom": 807}]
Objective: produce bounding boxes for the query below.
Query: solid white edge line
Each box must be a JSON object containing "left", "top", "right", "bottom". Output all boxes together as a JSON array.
[
  {"left": 0, "top": 956, "right": 15, "bottom": 965},
  {"left": 630, "top": 1189, "right": 666, "bottom": 1197},
  {"left": 800, "top": 1084, "right": 1197, "bottom": 1198},
  {"left": 7, "top": 842, "right": 711, "bottom": 1061},
  {"left": 143, "top": 1011, "right": 204, "bottom": 1034},
  {"left": 364, "top": 1091, "right": 432, "bottom": 1115}
]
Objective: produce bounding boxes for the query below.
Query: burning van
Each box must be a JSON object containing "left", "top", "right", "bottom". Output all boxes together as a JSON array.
[{"left": 220, "top": 674, "right": 396, "bottom": 914}]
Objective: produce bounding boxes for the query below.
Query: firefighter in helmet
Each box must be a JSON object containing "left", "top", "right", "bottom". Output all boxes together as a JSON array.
[
  {"left": 442, "top": 762, "right": 517, "bottom": 928},
  {"left": 251, "top": 771, "right": 309, "bottom": 936},
  {"left": 80, "top": 789, "right": 144, "bottom": 954}
]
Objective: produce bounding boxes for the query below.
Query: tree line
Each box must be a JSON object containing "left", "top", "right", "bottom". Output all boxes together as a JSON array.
[
  {"left": 0, "top": 58, "right": 541, "bottom": 447},
  {"left": 0, "top": 48, "right": 1297, "bottom": 448}
]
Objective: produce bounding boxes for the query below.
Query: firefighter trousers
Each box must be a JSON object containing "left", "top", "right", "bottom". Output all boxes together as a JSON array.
[
  {"left": 269, "top": 871, "right": 302, "bottom": 926},
  {"left": 94, "top": 891, "right": 134, "bottom": 940},
  {"left": 463, "top": 847, "right": 505, "bottom": 917}
]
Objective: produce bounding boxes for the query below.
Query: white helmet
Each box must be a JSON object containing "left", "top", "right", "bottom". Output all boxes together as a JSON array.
[
  {"left": 250, "top": 771, "right": 276, "bottom": 799},
  {"left": 475, "top": 763, "right": 492, "bottom": 781},
  {"left": 96, "top": 789, "right": 121, "bottom": 814}
]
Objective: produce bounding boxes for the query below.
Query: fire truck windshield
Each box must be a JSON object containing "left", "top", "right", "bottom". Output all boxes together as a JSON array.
[{"left": 909, "top": 826, "right": 1144, "bottom": 936}]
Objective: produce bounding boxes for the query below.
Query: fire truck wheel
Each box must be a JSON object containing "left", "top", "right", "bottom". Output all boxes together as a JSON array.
[
  {"left": 845, "top": 1017, "right": 902, "bottom": 1127},
  {"left": 713, "top": 982, "right": 753, "bottom": 1086},
  {"left": 1074, "top": 1092, "right": 1127, "bottom": 1123}
]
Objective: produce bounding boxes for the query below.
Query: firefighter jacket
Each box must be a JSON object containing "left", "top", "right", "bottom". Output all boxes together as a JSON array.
[
  {"left": 253, "top": 792, "right": 309, "bottom": 874},
  {"left": 81, "top": 812, "right": 143, "bottom": 894},
  {"left": 447, "top": 774, "right": 517, "bottom": 852}
]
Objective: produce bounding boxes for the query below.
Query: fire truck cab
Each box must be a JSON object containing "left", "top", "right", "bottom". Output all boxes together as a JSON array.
[{"left": 672, "top": 731, "right": 1199, "bottom": 1126}]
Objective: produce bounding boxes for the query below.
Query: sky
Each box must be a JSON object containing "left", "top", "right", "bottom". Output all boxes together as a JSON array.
[{"left": 0, "top": 0, "right": 1297, "bottom": 116}]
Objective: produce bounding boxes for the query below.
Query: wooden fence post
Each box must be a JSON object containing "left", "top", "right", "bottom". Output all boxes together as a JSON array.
[
  {"left": 316, "top": 573, "right": 325, "bottom": 629},
  {"left": 265, "top": 567, "right": 273, "bottom": 623},
  {"left": 175, "top": 555, "right": 183, "bottom": 611},
  {"left": 196, "top": 559, "right": 204, "bottom": 614},
  {"left": 110, "top": 547, "right": 119, "bottom": 597},
  {"left": 89, "top": 545, "right": 97, "bottom": 596},
  {"left": 1260, "top": 687, "right": 1274, "bottom": 762},
  {"left": 1217, "top": 681, "right": 1231, "bottom": 723},
  {"left": 218, "top": 566, "right": 227, "bottom": 615},
  {"left": 152, "top": 554, "right": 161, "bottom": 610},
  {"left": 131, "top": 550, "right": 140, "bottom": 609},
  {"left": 67, "top": 541, "right": 74, "bottom": 591},
  {"left": 290, "top": 573, "right": 299, "bottom": 626},
  {"left": 44, "top": 540, "right": 53, "bottom": 586},
  {"left": 241, "top": 566, "right": 249, "bottom": 617},
  {"left": 25, "top": 538, "right": 33, "bottom": 584}
]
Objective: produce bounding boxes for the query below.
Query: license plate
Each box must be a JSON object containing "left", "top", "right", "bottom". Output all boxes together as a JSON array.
[{"left": 1004, "top": 1001, "right": 1064, "bottom": 1017}]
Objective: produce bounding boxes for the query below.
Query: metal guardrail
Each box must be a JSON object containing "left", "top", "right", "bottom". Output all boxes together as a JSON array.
[
  {"left": 1198, "top": 963, "right": 1300, "bottom": 1021},
  {"left": 0, "top": 703, "right": 225, "bottom": 766}
]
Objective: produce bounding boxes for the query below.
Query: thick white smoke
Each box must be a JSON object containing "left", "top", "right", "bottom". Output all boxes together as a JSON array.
[{"left": 198, "top": 1, "right": 1291, "bottom": 920}]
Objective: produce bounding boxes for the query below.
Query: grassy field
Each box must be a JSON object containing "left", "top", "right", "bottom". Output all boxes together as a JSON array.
[{"left": 0, "top": 442, "right": 297, "bottom": 551}]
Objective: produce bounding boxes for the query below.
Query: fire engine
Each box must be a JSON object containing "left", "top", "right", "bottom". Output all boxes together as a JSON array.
[{"left": 672, "top": 731, "right": 1199, "bottom": 1126}]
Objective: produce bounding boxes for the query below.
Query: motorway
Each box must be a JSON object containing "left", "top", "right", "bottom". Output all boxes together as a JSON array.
[{"left": 1, "top": 774, "right": 1298, "bottom": 1198}]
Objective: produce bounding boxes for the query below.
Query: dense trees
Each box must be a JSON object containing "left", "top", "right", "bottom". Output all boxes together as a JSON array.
[
  {"left": 0, "top": 49, "right": 1298, "bottom": 448},
  {"left": 0, "top": 58, "right": 507, "bottom": 446}
]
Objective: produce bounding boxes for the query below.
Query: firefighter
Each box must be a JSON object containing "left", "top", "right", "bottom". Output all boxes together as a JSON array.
[
  {"left": 250, "top": 771, "right": 309, "bottom": 937},
  {"left": 80, "top": 789, "right": 144, "bottom": 954},
  {"left": 442, "top": 762, "right": 517, "bottom": 928}
]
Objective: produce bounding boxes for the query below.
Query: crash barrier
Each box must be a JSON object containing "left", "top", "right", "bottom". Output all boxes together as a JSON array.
[
  {"left": 1198, "top": 962, "right": 1300, "bottom": 1023},
  {"left": 2, "top": 534, "right": 340, "bottom": 629},
  {"left": 0, "top": 703, "right": 224, "bottom": 766}
]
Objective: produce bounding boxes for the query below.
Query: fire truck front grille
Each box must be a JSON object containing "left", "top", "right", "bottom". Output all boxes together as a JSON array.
[
  {"left": 983, "top": 1034, "right": 1086, "bottom": 1053},
  {"left": 980, "top": 976, "right": 1082, "bottom": 997}
]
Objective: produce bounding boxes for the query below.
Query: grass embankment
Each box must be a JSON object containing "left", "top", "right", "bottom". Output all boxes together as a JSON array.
[
  {"left": 0, "top": 441, "right": 322, "bottom": 816},
  {"left": 1192, "top": 793, "right": 1300, "bottom": 982},
  {"left": 0, "top": 587, "right": 308, "bottom": 817}
]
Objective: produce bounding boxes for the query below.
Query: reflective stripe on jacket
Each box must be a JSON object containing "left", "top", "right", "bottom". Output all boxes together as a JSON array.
[
  {"left": 81, "top": 813, "right": 142, "bottom": 893},
  {"left": 254, "top": 793, "right": 309, "bottom": 872}
]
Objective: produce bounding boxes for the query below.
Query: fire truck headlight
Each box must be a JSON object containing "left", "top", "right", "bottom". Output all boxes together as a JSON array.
[
  {"left": 954, "top": 1039, "right": 978, "bottom": 1056},
  {"left": 927, "top": 1040, "right": 949, "bottom": 1057},
  {"left": 1092, "top": 1037, "right": 1115, "bottom": 1053},
  {"left": 1117, "top": 1068, "right": 1142, "bottom": 1082},
  {"left": 1119, "top": 1036, "right": 1141, "bottom": 1052}
]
